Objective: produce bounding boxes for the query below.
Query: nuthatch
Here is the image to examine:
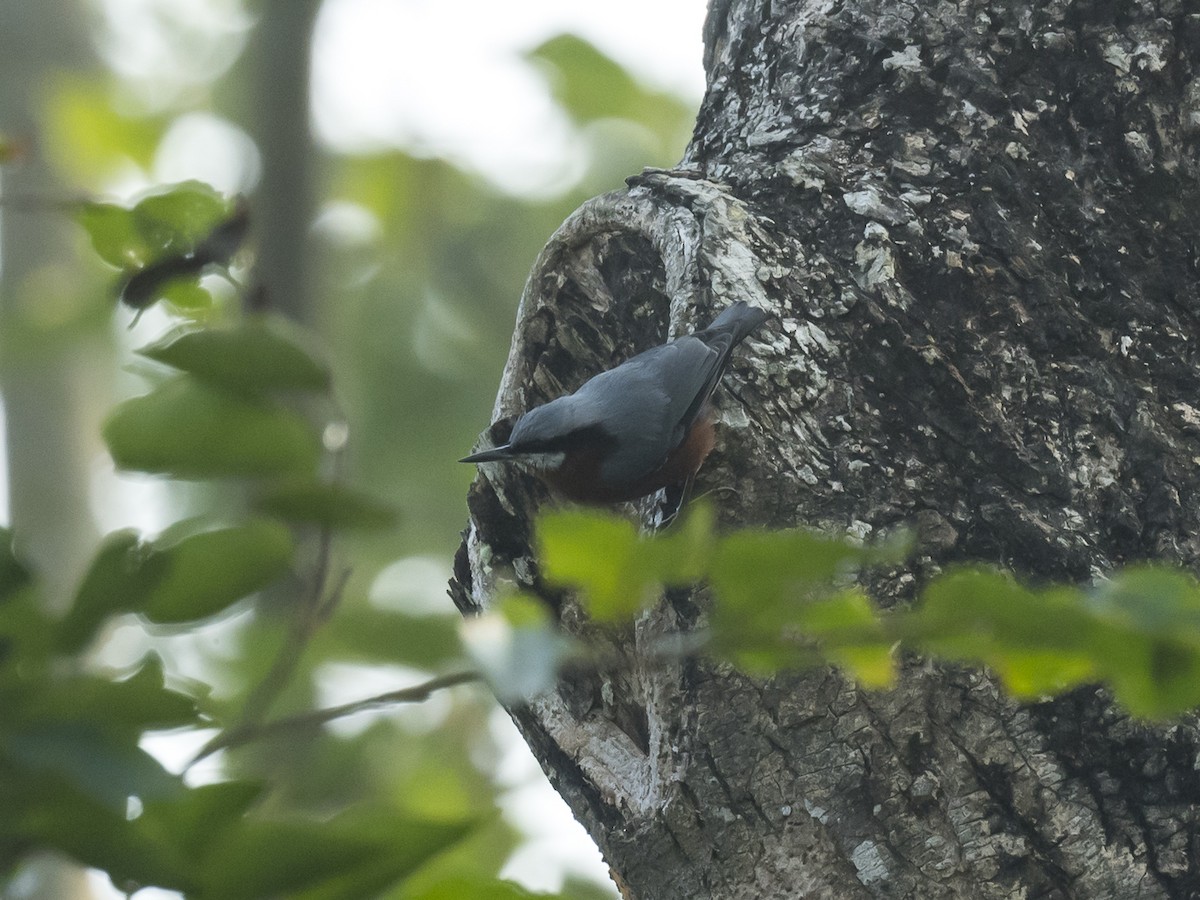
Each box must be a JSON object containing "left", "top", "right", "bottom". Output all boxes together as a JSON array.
[{"left": 461, "top": 302, "right": 770, "bottom": 504}]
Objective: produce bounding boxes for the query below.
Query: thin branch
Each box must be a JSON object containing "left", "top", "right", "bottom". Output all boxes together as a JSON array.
[
  {"left": 189, "top": 669, "right": 483, "bottom": 766},
  {"left": 190, "top": 630, "right": 717, "bottom": 769},
  {"left": 236, "top": 528, "right": 342, "bottom": 727},
  {"left": 0, "top": 193, "right": 87, "bottom": 212}
]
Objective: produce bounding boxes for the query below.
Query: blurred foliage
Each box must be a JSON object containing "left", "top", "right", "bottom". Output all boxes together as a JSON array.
[
  {"left": 2, "top": 5, "right": 697, "bottom": 895},
  {"left": 42, "top": 75, "right": 167, "bottom": 182},
  {"left": 530, "top": 505, "right": 902, "bottom": 690},
  {"left": 0, "top": 172, "right": 605, "bottom": 896},
  {"left": 0, "top": 525, "right": 476, "bottom": 898},
  {"left": 527, "top": 34, "right": 694, "bottom": 144},
  {"left": 533, "top": 505, "right": 1200, "bottom": 720}
]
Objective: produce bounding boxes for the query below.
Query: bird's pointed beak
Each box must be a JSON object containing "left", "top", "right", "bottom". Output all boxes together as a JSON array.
[{"left": 459, "top": 444, "right": 516, "bottom": 464}]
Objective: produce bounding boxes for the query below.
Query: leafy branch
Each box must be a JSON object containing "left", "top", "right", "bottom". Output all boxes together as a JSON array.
[
  {"left": 530, "top": 504, "right": 1200, "bottom": 720},
  {"left": 1, "top": 180, "right": 452, "bottom": 899}
]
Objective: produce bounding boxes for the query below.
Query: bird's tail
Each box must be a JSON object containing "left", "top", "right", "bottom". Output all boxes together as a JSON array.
[
  {"left": 694, "top": 301, "right": 771, "bottom": 352},
  {"left": 668, "top": 301, "right": 770, "bottom": 437}
]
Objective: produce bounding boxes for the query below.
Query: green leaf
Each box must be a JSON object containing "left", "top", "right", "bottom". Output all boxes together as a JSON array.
[
  {"left": 76, "top": 183, "right": 232, "bottom": 280},
  {"left": 320, "top": 607, "right": 462, "bottom": 669},
  {"left": 704, "top": 527, "right": 901, "bottom": 678},
  {"left": 5, "top": 777, "right": 189, "bottom": 892},
  {"left": 118, "top": 255, "right": 207, "bottom": 311},
  {"left": 139, "top": 780, "right": 265, "bottom": 858},
  {"left": 1079, "top": 568, "right": 1200, "bottom": 717},
  {"left": 909, "top": 569, "right": 1098, "bottom": 699},
  {"left": 528, "top": 34, "right": 642, "bottom": 123},
  {"left": 711, "top": 529, "right": 869, "bottom": 605},
  {"left": 131, "top": 181, "right": 231, "bottom": 261},
  {"left": 0, "top": 527, "right": 32, "bottom": 605},
  {"left": 76, "top": 183, "right": 240, "bottom": 313},
  {"left": 641, "top": 501, "right": 717, "bottom": 585},
  {"left": 5, "top": 723, "right": 182, "bottom": 809},
  {"left": 139, "top": 320, "right": 332, "bottom": 395},
  {"left": 77, "top": 202, "right": 151, "bottom": 269},
  {"left": 29, "top": 656, "right": 197, "bottom": 733},
  {"left": 410, "top": 879, "right": 555, "bottom": 900},
  {"left": 0, "top": 589, "right": 57, "bottom": 675},
  {"left": 103, "top": 377, "right": 320, "bottom": 478},
  {"left": 538, "top": 509, "right": 641, "bottom": 620},
  {"left": 708, "top": 530, "right": 865, "bottom": 662},
  {"left": 1086, "top": 566, "right": 1200, "bottom": 638},
  {"left": 537, "top": 504, "right": 712, "bottom": 622},
  {"left": 289, "top": 820, "right": 477, "bottom": 900},
  {"left": 142, "top": 520, "right": 293, "bottom": 624},
  {"left": 200, "top": 822, "right": 375, "bottom": 900},
  {"left": 795, "top": 591, "right": 894, "bottom": 688},
  {"left": 196, "top": 814, "right": 471, "bottom": 900},
  {"left": 158, "top": 278, "right": 214, "bottom": 313},
  {"left": 561, "top": 877, "right": 624, "bottom": 900},
  {"left": 902, "top": 564, "right": 1200, "bottom": 717},
  {"left": 58, "top": 531, "right": 169, "bottom": 652},
  {"left": 526, "top": 34, "right": 693, "bottom": 144},
  {"left": 254, "top": 482, "right": 398, "bottom": 530},
  {"left": 1094, "top": 632, "right": 1200, "bottom": 719}
]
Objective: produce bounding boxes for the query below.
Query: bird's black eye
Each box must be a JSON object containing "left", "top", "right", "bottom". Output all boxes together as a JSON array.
[{"left": 512, "top": 437, "right": 553, "bottom": 452}]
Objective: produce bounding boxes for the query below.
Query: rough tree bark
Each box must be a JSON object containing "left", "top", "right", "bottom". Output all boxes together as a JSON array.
[{"left": 453, "top": 1, "right": 1200, "bottom": 897}]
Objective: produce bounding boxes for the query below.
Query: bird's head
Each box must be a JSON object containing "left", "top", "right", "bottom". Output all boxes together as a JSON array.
[{"left": 459, "top": 398, "right": 594, "bottom": 472}]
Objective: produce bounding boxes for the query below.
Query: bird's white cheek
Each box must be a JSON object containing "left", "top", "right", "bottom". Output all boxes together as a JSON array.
[{"left": 518, "top": 452, "right": 566, "bottom": 471}]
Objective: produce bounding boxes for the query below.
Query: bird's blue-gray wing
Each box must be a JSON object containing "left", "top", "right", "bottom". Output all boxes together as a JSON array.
[{"left": 574, "top": 336, "right": 723, "bottom": 485}]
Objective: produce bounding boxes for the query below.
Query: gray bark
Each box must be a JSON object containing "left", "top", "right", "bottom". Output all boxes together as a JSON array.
[{"left": 455, "top": 1, "right": 1200, "bottom": 897}]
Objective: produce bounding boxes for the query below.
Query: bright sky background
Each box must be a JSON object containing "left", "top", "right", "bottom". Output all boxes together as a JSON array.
[
  {"left": 52, "top": 0, "right": 710, "bottom": 897},
  {"left": 312, "top": 0, "right": 706, "bottom": 192},
  {"left": 84, "top": 0, "right": 707, "bottom": 195}
]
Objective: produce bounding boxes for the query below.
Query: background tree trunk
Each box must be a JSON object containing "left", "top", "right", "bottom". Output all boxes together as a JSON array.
[
  {"left": 0, "top": 1, "right": 103, "bottom": 606},
  {"left": 455, "top": 0, "right": 1200, "bottom": 896},
  {"left": 0, "top": 5, "right": 105, "bottom": 898},
  {"left": 236, "top": 0, "right": 321, "bottom": 322}
]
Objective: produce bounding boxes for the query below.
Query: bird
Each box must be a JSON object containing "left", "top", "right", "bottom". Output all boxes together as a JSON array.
[{"left": 461, "top": 301, "right": 770, "bottom": 504}]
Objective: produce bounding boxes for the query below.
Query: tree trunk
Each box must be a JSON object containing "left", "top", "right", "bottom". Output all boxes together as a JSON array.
[
  {"left": 0, "top": 7, "right": 107, "bottom": 898},
  {"left": 454, "top": 1, "right": 1200, "bottom": 897},
  {"left": 237, "top": 0, "right": 321, "bottom": 322},
  {"left": 0, "top": 1, "right": 104, "bottom": 606}
]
